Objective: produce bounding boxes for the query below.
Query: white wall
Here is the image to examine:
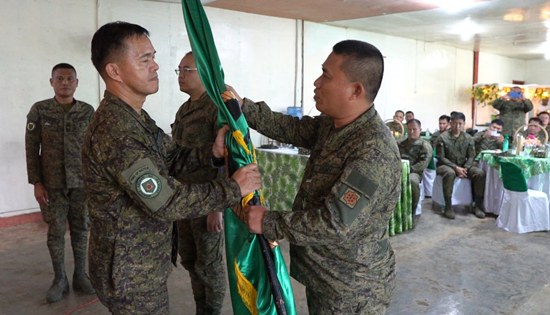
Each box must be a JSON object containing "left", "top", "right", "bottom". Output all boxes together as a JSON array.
[
  {"left": 526, "top": 59, "right": 550, "bottom": 84},
  {"left": 0, "top": 0, "right": 538, "bottom": 216}
]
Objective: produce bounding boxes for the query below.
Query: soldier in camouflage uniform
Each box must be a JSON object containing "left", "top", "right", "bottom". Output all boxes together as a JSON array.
[
  {"left": 537, "top": 111, "right": 550, "bottom": 136},
  {"left": 398, "top": 119, "right": 432, "bottom": 224},
  {"left": 236, "top": 40, "right": 400, "bottom": 314},
  {"left": 25, "top": 63, "right": 95, "bottom": 303},
  {"left": 492, "top": 86, "right": 533, "bottom": 139},
  {"left": 430, "top": 114, "right": 450, "bottom": 147},
  {"left": 520, "top": 117, "right": 547, "bottom": 144},
  {"left": 436, "top": 112, "right": 486, "bottom": 220},
  {"left": 386, "top": 110, "right": 406, "bottom": 139},
  {"left": 473, "top": 118, "right": 504, "bottom": 154},
  {"left": 84, "top": 21, "right": 261, "bottom": 315},
  {"left": 171, "top": 52, "right": 226, "bottom": 315}
]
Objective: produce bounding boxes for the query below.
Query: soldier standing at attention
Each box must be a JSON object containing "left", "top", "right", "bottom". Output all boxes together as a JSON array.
[
  {"left": 234, "top": 40, "right": 401, "bottom": 314},
  {"left": 436, "top": 112, "right": 486, "bottom": 220},
  {"left": 492, "top": 86, "right": 533, "bottom": 138},
  {"left": 25, "top": 63, "right": 96, "bottom": 303},
  {"left": 398, "top": 119, "right": 432, "bottom": 225},
  {"left": 83, "top": 21, "right": 261, "bottom": 314},
  {"left": 171, "top": 51, "right": 226, "bottom": 314}
]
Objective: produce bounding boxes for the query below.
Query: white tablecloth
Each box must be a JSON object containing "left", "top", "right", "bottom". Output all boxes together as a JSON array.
[{"left": 481, "top": 161, "right": 550, "bottom": 214}]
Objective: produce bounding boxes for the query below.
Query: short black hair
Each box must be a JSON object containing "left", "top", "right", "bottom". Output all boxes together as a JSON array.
[
  {"left": 538, "top": 111, "right": 550, "bottom": 117},
  {"left": 529, "top": 117, "right": 542, "bottom": 124},
  {"left": 439, "top": 115, "right": 450, "bottom": 122},
  {"left": 395, "top": 110, "right": 404, "bottom": 115},
  {"left": 332, "top": 40, "right": 384, "bottom": 103},
  {"left": 491, "top": 118, "right": 504, "bottom": 126},
  {"left": 91, "top": 21, "right": 150, "bottom": 77},
  {"left": 406, "top": 119, "right": 421, "bottom": 127},
  {"left": 51, "top": 63, "right": 76, "bottom": 76},
  {"left": 405, "top": 111, "right": 414, "bottom": 115},
  {"left": 450, "top": 112, "right": 466, "bottom": 122}
]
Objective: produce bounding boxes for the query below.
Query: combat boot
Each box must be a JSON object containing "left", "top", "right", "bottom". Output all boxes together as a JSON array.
[
  {"left": 46, "top": 262, "right": 69, "bottom": 303},
  {"left": 443, "top": 207, "right": 455, "bottom": 219},
  {"left": 473, "top": 207, "right": 486, "bottom": 219},
  {"left": 72, "top": 249, "right": 95, "bottom": 294}
]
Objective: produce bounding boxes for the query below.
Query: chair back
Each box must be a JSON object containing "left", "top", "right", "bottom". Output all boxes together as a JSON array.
[{"left": 500, "top": 161, "right": 528, "bottom": 192}]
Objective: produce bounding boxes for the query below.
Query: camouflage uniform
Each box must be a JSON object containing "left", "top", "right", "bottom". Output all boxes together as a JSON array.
[
  {"left": 473, "top": 130, "right": 503, "bottom": 154},
  {"left": 492, "top": 98, "right": 533, "bottom": 138},
  {"left": 430, "top": 130, "right": 446, "bottom": 148},
  {"left": 243, "top": 99, "right": 400, "bottom": 314},
  {"left": 82, "top": 91, "right": 242, "bottom": 315},
  {"left": 436, "top": 131, "right": 485, "bottom": 210},
  {"left": 398, "top": 138, "right": 432, "bottom": 215},
  {"left": 171, "top": 92, "right": 225, "bottom": 315},
  {"left": 25, "top": 97, "right": 95, "bottom": 300}
]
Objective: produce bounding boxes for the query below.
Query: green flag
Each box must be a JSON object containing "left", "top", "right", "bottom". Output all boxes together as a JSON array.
[{"left": 180, "top": 1, "right": 297, "bottom": 314}]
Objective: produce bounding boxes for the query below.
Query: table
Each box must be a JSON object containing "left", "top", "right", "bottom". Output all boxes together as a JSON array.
[
  {"left": 255, "top": 148, "right": 412, "bottom": 236},
  {"left": 479, "top": 152, "right": 550, "bottom": 214},
  {"left": 256, "top": 148, "right": 309, "bottom": 211}
]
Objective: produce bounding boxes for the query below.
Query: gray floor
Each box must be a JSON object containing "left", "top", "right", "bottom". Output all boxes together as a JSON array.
[{"left": 1, "top": 199, "right": 549, "bottom": 315}]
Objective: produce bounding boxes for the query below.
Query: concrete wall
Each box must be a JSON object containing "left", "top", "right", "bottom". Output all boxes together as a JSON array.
[{"left": 0, "top": 0, "right": 541, "bottom": 216}]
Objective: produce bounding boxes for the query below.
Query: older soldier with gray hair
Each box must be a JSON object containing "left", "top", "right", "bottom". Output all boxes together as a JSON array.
[
  {"left": 233, "top": 39, "right": 400, "bottom": 314},
  {"left": 84, "top": 21, "right": 261, "bottom": 314},
  {"left": 25, "top": 63, "right": 95, "bottom": 303},
  {"left": 171, "top": 51, "right": 226, "bottom": 314}
]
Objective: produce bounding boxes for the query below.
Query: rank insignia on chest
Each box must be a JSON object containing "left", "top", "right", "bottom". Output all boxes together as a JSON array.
[
  {"left": 339, "top": 188, "right": 361, "bottom": 208},
  {"left": 136, "top": 173, "right": 162, "bottom": 198}
]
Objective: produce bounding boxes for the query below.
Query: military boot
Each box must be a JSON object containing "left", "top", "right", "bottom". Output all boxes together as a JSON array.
[
  {"left": 46, "top": 262, "right": 69, "bottom": 303},
  {"left": 443, "top": 207, "right": 455, "bottom": 219},
  {"left": 72, "top": 248, "right": 95, "bottom": 294},
  {"left": 473, "top": 207, "right": 486, "bottom": 218}
]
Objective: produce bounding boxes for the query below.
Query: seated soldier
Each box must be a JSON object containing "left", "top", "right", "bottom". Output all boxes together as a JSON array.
[
  {"left": 521, "top": 117, "right": 546, "bottom": 145},
  {"left": 398, "top": 119, "right": 433, "bottom": 225},
  {"left": 537, "top": 111, "right": 550, "bottom": 135},
  {"left": 387, "top": 110, "right": 406, "bottom": 139},
  {"left": 405, "top": 110, "right": 415, "bottom": 123},
  {"left": 473, "top": 118, "right": 504, "bottom": 154},
  {"left": 430, "top": 114, "right": 450, "bottom": 148},
  {"left": 436, "top": 112, "right": 486, "bottom": 220}
]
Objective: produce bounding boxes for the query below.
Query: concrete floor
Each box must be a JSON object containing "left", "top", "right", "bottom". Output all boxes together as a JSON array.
[{"left": 1, "top": 199, "right": 549, "bottom": 315}]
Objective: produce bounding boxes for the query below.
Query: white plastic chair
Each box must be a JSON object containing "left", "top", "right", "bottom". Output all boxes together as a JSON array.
[
  {"left": 496, "top": 161, "right": 550, "bottom": 233},
  {"left": 432, "top": 175, "right": 473, "bottom": 209}
]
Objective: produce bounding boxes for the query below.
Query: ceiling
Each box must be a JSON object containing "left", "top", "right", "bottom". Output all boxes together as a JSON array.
[
  {"left": 151, "top": 0, "right": 550, "bottom": 59},
  {"left": 197, "top": 0, "right": 550, "bottom": 60}
]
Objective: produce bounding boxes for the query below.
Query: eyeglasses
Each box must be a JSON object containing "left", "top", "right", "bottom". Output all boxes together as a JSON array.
[{"left": 174, "top": 67, "right": 198, "bottom": 75}]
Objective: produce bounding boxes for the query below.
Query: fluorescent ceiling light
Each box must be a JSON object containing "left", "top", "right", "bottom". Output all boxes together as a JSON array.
[{"left": 450, "top": 17, "right": 483, "bottom": 41}]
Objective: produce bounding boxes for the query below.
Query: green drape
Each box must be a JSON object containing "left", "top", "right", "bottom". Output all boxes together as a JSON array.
[{"left": 180, "top": 1, "right": 296, "bottom": 314}]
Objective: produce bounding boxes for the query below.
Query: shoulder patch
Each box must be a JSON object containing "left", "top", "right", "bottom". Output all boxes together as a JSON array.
[
  {"left": 136, "top": 173, "right": 162, "bottom": 199},
  {"left": 339, "top": 188, "right": 361, "bottom": 208},
  {"left": 121, "top": 158, "right": 174, "bottom": 213},
  {"left": 330, "top": 167, "right": 379, "bottom": 226}
]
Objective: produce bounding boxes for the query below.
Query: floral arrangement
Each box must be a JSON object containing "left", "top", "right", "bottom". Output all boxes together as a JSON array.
[
  {"left": 472, "top": 84, "right": 500, "bottom": 106},
  {"left": 532, "top": 87, "right": 550, "bottom": 102}
]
